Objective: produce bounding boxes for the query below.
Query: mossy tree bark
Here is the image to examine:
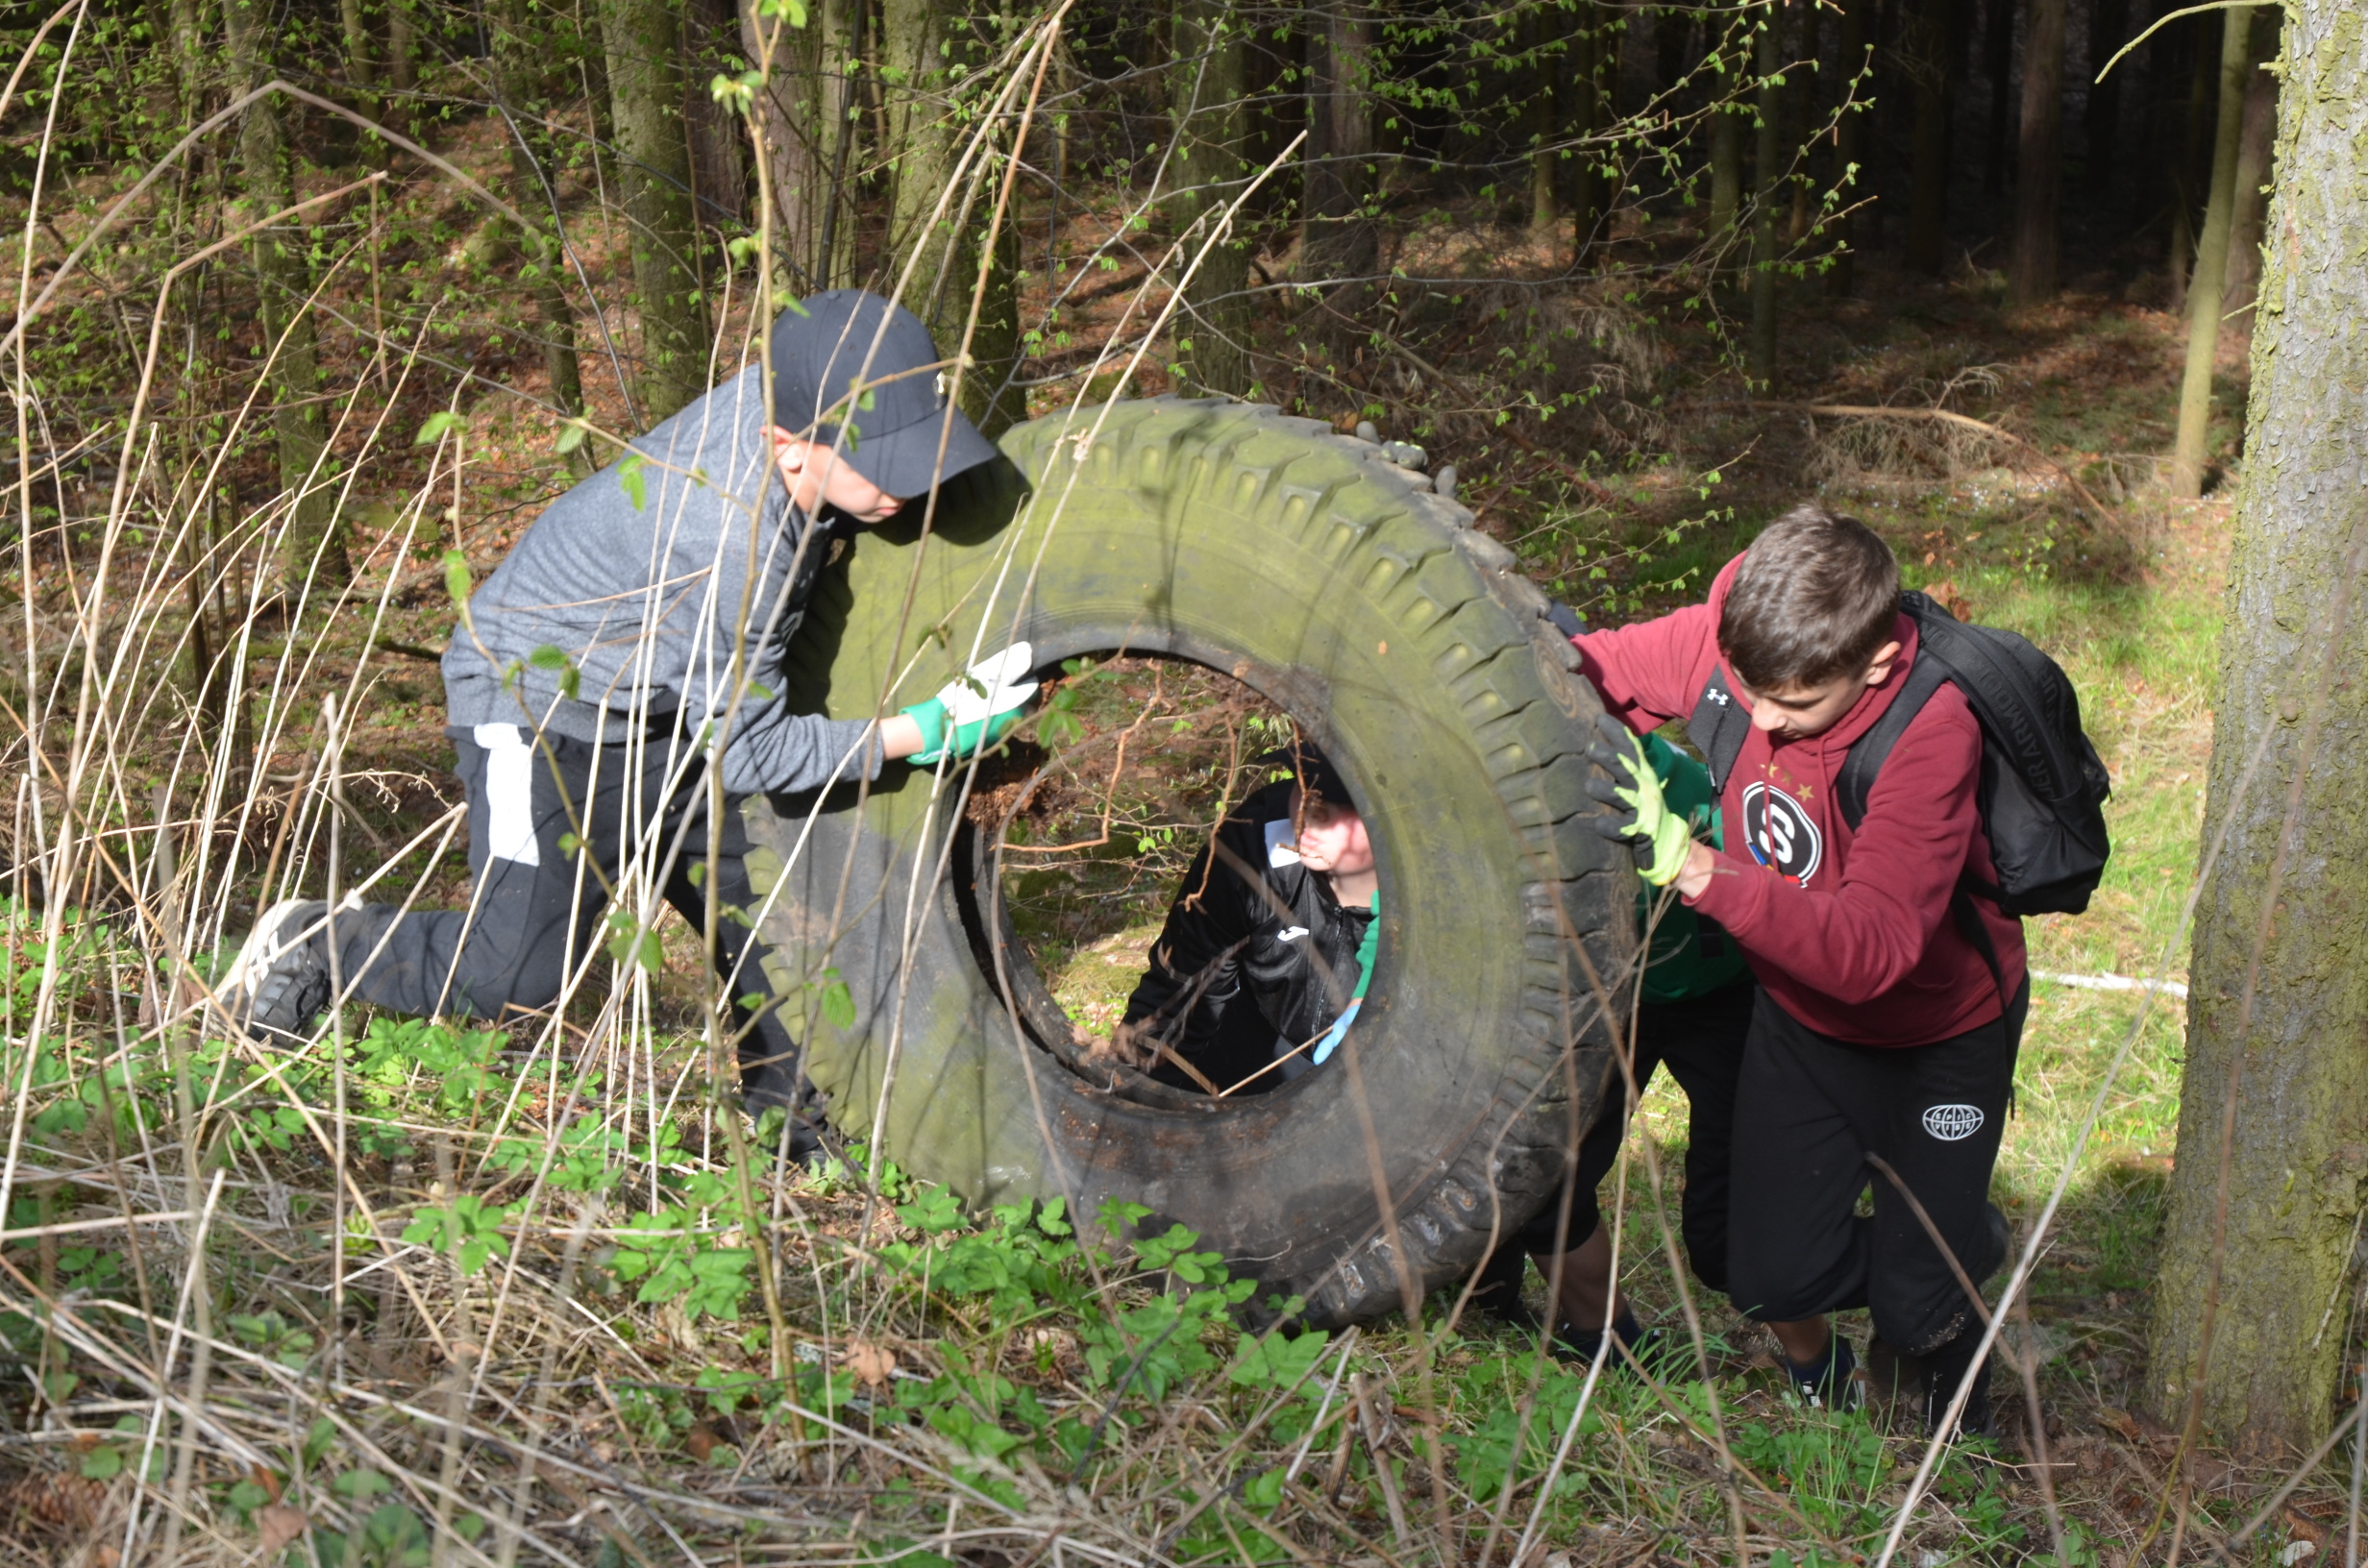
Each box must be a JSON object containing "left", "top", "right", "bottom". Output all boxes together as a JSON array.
[
  {"left": 224, "top": 0, "right": 348, "bottom": 586},
  {"left": 2007, "top": 0, "right": 2066, "bottom": 305},
  {"left": 1169, "top": 0, "right": 1253, "bottom": 397},
  {"left": 879, "top": 0, "right": 1024, "bottom": 434},
  {"left": 2147, "top": 0, "right": 2368, "bottom": 1457},
  {"left": 2169, "top": 2, "right": 2260, "bottom": 497},
  {"left": 605, "top": 0, "right": 709, "bottom": 423}
]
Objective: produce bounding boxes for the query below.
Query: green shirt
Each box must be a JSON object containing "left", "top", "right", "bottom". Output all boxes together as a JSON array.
[{"left": 1638, "top": 734, "right": 1749, "bottom": 1004}]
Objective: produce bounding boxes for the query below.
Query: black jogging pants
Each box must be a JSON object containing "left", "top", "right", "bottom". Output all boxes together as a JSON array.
[
  {"left": 328, "top": 723, "right": 809, "bottom": 1113},
  {"left": 1506, "top": 978, "right": 1753, "bottom": 1285},
  {"left": 1725, "top": 981, "right": 2027, "bottom": 1355}
]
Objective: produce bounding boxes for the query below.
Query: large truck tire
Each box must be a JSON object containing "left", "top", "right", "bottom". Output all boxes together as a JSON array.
[{"left": 745, "top": 398, "right": 1634, "bottom": 1328}]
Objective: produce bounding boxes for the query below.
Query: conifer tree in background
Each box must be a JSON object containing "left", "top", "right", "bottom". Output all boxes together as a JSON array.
[
  {"left": 880, "top": 0, "right": 1025, "bottom": 433},
  {"left": 1747, "top": 10, "right": 1781, "bottom": 386},
  {"left": 2169, "top": 3, "right": 2260, "bottom": 495},
  {"left": 1904, "top": 0, "right": 1955, "bottom": 274},
  {"left": 2008, "top": 0, "right": 2067, "bottom": 305},
  {"left": 1170, "top": 0, "right": 1254, "bottom": 397},
  {"left": 2148, "top": 0, "right": 2368, "bottom": 1457},
  {"left": 225, "top": 0, "right": 348, "bottom": 583},
  {"left": 491, "top": 0, "right": 587, "bottom": 459},
  {"left": 1302, "top": 0, "right": 1377, "bottom": 290},
  {"left": 604, "top": 0, "right": 707, "bottom": 423}
]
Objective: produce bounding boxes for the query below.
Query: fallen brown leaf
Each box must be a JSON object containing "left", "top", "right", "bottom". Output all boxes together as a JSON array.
[
  {"left": 258, "top": 1505, "right": 309, "bottom": 1556},
  {"left": 843, "top": 1338, "right": 897, "bottom": 1388}
]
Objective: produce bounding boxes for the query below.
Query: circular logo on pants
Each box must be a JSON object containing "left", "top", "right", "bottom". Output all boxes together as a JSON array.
[{"left": 1922, "top": 1102, "right": 1986, "bottom": 1141}]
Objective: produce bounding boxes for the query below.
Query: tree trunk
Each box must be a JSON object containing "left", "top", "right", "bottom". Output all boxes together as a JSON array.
[
  {"left": 1525, "top": 2, "right": 1560, "bottom": 246},
  {"left": 2084, "top": 0, "right": 2126, "bottom": 196},
  {"left": 1748, "top": 15, "right": 1781, "bottom": 387},
  {"left": 1786, "top": 0, "right": 1819, "bottom": 243},
  {"left": 2006, "top": 0, "right": 2064, "bottom": 304},
  {"left": 683, "top": 0, "right": 748, "bottom": 233},
  {"left": 1170, "top": 0, "right": 1253, "bottom": 396},
  {"left": 2147, "top": 0, "right": 2368, "bottom": 1458},
  {"left": 880, "top": 0, "right": 1024, "bottom": 433},
  {"left": 225, "top": 0, "right": 347, "bottom": 587},
  {"left": 1905, "top": 0, "right": 1955, "bottom": 274},
  {"left": 1302, "top": 0, "right": 1376, "bottom": 286},
  {"left": 385, "top": 0, "right": 415, "bottom": 136},
  {"left": 1983, "top": 0, "right": 2014, "bottom": 197},
  {"left": 2167, "top": 18, "right": 2212, "bottom": 312},
  {"left": 492, "top": 0, "right": 587, "bottom": 460},
  {"left": 1827, "top": 0, "right": 1866, "bottom": 296},
  {"left": 1571, "top": 9, "right": 1605, "bottom": 264},
  {"left": 2221, "top": 9, "right": 2279, "bottom": 315},
  {"left": 2168, "top": 2, "right": 2257, "bottom": 496},
  {"left": 605, "top": 0, "right": 708, "bottom": 423},
  {"left": 739, "top": 0, "right": 836, "bottom": 291},
  {"left": 1710, "top": 93, "right": 1743, "bottom": 256},
  {"left": 341, "top": 0, "right": 375, "bottom": 92}
]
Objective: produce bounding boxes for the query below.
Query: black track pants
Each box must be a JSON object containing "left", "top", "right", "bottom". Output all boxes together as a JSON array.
[
  {"left": 1725, "top": 981, "right": 2027, "bottom": 1355},
  {"left": 328, "top": 723, "right": 807, "bottom": 1110},
  {"left": 1507, "top": 980, "right": 1753, "bottom": 1288}
]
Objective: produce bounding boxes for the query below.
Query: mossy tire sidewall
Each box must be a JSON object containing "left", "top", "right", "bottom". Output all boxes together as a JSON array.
[{"left": 746, "top": 399, "right": 1631, "bottom": 1326}]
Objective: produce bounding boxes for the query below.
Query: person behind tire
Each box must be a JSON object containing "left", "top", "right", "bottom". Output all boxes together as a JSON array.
[
  {"left": 1112, "top": 743, "right": 1377, "bottom": 1095},
  {"left": 209, "top": 291, "right": 1038, "bottom": 1158},
  {"left": 1467, "top": 730, "right": 1754, "bottom": 1371},
  {"left": 1568, "top": 504, "right": 2023, "bottom": 1439}
]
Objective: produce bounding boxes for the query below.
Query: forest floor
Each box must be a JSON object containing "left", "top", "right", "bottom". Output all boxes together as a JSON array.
[{"left": 8, "top": 110, "right": 2332, "bottom": 1566}]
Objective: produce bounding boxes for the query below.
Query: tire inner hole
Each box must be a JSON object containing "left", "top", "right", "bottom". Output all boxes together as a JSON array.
[{"left": 961, "top": 652, "right": 1384, "bottom": 1099}]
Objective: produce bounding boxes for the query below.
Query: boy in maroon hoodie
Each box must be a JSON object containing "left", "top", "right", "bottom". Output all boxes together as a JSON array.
[{"left": 1570, "top": 505, "right": 2021, "bottom": 1437}]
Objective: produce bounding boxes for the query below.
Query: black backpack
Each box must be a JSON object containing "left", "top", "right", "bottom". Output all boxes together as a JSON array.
[{"left": 1686, "top": 590, "right": 2111, "bottom": 918}]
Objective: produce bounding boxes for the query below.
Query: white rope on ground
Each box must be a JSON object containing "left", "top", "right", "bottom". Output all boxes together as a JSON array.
[{"left": 2031, "top": 968, "right": 2190, "bottom": 1000}]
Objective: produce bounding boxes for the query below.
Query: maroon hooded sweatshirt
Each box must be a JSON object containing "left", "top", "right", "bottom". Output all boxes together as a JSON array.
[{"left": 1573, "top": 555, "right": 2025, "bottom": 1046}]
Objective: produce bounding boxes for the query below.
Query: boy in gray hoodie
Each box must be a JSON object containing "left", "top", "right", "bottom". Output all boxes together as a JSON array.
[{"left": 213, "top": 291, "right": 1036, "bottom": 1143}]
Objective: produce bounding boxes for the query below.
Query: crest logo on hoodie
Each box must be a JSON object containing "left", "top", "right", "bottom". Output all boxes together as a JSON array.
[{"left": 1740, "top": 780, "right": 1822, "bottom": 885}]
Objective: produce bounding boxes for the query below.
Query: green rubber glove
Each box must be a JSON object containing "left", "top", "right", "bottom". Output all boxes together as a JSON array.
[
  {"left": 1584, "top": 714, "right": 1695, "bottom": 886},
  {"left": 902, "top": 642, "right": 1039, "bottom": 766}
]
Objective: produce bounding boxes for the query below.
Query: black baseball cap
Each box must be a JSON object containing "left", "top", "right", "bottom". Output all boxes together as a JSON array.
[
  {"left": 1254, "top": 740, "right": 1355, "bottom": 814},
  {"left": 767, "top": 289, "right": 1000, "bottom": 498}
]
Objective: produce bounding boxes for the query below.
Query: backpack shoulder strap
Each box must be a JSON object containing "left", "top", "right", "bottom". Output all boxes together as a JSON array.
[
  {"left": 1837, "top": 625, "right": 1953, "bottom": 829},
  {"left": 1686, "top": 668, "right": 1751, "bottom": 796}
]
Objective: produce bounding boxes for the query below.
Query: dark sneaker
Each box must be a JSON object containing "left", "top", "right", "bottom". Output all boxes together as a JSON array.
[
  {"left": 1466, "top": 1246, "right": 1540, "bottom": 1331},
  {"left": 212, "top": 899, "right": 334, "bottom": 1042},
  {"left": 1785, "top": 1335, "right": 1862, "bottom": 1411},
  {"left": 1920, "top": 1332, "right": 1995, "bottom": 1441},
  {"left": 1550, "top": 1311, "right": 1669, "bottom": 1377}
]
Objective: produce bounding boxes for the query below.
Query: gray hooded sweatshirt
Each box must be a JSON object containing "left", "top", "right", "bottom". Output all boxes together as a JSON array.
[{"left": 442, "top": 365, "right": 882, "bottom": 796}]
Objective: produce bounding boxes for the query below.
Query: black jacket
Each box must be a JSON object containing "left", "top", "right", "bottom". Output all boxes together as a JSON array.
[{"left": 1122, "top": 782, "right": 1375, "bottom": 1092}]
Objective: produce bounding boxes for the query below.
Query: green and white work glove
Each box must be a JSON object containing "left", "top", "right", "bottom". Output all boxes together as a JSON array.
[
  {"left": 1584, "top": 714, "right": 1695, "bottom": 887},
  {"left": 901, "top": 642, "right": 1039, "bottom": 766}
]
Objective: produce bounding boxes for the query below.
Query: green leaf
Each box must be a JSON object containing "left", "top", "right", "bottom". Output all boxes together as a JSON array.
[
  {"left": 443, "top": 550, "right": 473, "bottom": 611},
  {"left": 333, "top": 1467, "right": 391, "bottom": 1499},
  {"left": 1227, "top": 1328, "right": 1330, "bottom": 1390},
  {"left": 78, "top": 1443, "right": 123, "bottom": 1480},
  {"left": 414, "top": 410, "right": 468, "bottom": 446},
  {"left": 555, "top": 420, "right": 589, "bottom": 455},
  {"left": 618, "top": 453, "right": 648, "bottom": 510},
  {"left": 819, "top": 967, "right": 855, "bottom": 1030}
]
